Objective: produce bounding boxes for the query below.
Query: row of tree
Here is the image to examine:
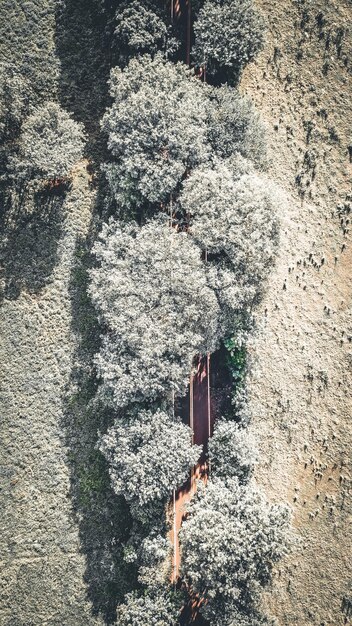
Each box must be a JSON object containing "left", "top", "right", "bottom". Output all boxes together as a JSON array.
[
  {"left": 90, "top": 54, "right": 280, "bottom": 410},
  {"left": 88, "top": 2, "right": 292, "bottom": 624},
  {"left": 0, "top": 1, "right": 292, "bottom": 624}
]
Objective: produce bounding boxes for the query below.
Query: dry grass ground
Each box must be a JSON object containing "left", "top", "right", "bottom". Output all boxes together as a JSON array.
[
  {"left": 0, "top": 163, "right": 104, "bottom": 626},
  {"left": 241, "top": 1, "right": 352, "bottom": 624}
]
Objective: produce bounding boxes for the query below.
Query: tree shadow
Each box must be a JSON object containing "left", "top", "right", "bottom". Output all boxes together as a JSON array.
[
  {"left": 55, "top": 0, "right": 116, "bottom": 170},
  {"left": 55, "top": 2, "right": 140, "bottom": 620},
  {"left": 0, "top": 186, "right": 65, "bottom": 301},
  {"left": 62, "top": 232, "right": 137, "bottom": 624}
]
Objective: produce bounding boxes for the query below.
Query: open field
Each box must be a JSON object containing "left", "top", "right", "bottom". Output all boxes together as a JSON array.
[{"left": 241, "top": 1, "right": 352, "bottom": 623}]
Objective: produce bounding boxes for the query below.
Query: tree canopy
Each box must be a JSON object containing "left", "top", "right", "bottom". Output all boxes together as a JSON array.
[
  {"left": 89, "top": 217, "right": 219, "bottom": 408},
  {"left": 136, "top": 532, "right": 172, "bottom": 587},
  {"left": 116, "top": 589, "right": 180, "bottom": 626},
  {"left": 180, "top": 477, "right": 291, "bottom": 621},
  {"left": 10, "top": 102, "right": 85, "bottom": 182},
  {"left": 114, "top": 0, "right": 168, "bottom": 61},
  {"left": 100, "top": 408, "right": 201, "bottom": 505},
  {"left": 180, "top": 156, "right": 279, "bottom": 334},
  {"left": 193, "top": 0, "right": 265, "bottom": 83},
  {"left": 101, "top": 54, "right": 209, "bottom": 212},
  {"left": 205, "top": 85, "right": 266, "bottom": 165}
]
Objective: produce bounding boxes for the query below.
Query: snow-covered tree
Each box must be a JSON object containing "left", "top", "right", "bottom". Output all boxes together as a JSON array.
[
  {"left": 179, "top": 156, "right": 279, "bottom": 335},
  {"left": 193, "top": 0, "right": 265, "bottom": 83},
  {"left": 89, "top": 217, "right": 219, "bottom": 408},
  {"left": 116, "top": 589, "right": 180, "bottom": 626},
  {"left": 206, "top": 85, "right": 266, "bottom": 165},
  {"left": 101, "top": 54, "right": 209, "bottom": 212},
  {"left": 209, "top": 419, "right": 257, "bottom": 481},
  {"left": 180, "top": 477, "right": 291, "bottom": 622},
  {"left": 114, "top": 0, "right": 168, "bottom": 61},
  {"left": 10, "top": 102, "right": 85, "bottom": 183},
  {"left": 99, "top": 408, "right": 201, "bottom": 505}
]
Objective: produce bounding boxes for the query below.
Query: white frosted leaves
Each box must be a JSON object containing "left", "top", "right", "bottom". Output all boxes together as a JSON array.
[
  {"left": 116, "top": 589, "right": 180, "bottom": 626},
  {"left": 89, "top": 218, "right": 220, "bottom": 407},
  {"left": 11, "top": 101, "right": 85, "bottom": 182},
  {"left": 180, "top": 476, "right": 291, "bottom": 618},
  {"left": 193, "top": 0, "right": 265, "bottom": 82},
  {"left": 100, "top": 408, "right": 201, "bottom": 505},
  {"left": 179, "top": 157, "right": 279, "bottom": 333},
  {"left": 101, "top": 54, "right": 209, "bottom": 209},
  {"left": 209, "top": 419, "right": 258, "bottom": 481},
  {"left": 114, "top": 0, "right": 167, "bottom": 57}
]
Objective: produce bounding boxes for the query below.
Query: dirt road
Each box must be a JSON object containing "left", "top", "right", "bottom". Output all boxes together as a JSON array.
[{"left": 170, "top": 355, "right": 213, "bottom": 586}]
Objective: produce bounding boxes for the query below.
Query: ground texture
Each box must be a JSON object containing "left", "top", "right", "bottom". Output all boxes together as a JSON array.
[
  {"left": 241, "top": 1, "right": 352, "bottom": 624},
  {"left": 0, "top": 164, "right": 104, "bottom": 626}
]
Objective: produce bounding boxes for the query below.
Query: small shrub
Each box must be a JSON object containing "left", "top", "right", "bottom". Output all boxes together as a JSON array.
[
  {"left": 10, "top": 102, "right": 85, "bottom": 183},
  {"left": 209, "top": 419, "right": 257, "bottom": 481}
]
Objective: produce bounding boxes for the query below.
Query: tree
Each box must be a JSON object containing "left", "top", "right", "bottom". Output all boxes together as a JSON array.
[
  {"left": 136, "top": 532, "right": 172, "bottom": 587},
  {"left": 116, "top": 588, "right": 181, "bottom": 626},
  {"left": 180, "top": 477, "right": 291, "bottom": 622},
  {"left": 179, "top": 156, "right": 279, "bottom": 335},
  {"left": 99, "top": 408, "right": 201, "bottom": 506},
  {"left": 89, "top": 217, "right": 220, "bottom": 408},
  {"left": 206, "top": 85, "right": 266, "bottom": 165},
  {"left": 10, "top": 102, "right": 85, "bottom": 183},
  {"left": 209, "top": 419, "right": 257, "bottom": 482},
  {"left": 114, "top": 0, "right": 168, "bottom": 61},
  {"left": 101, "top": 54, "right": 209, "bottom": 212},
  {"left": 192, "top": 0, "right": 265, "bottom": 83}
]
